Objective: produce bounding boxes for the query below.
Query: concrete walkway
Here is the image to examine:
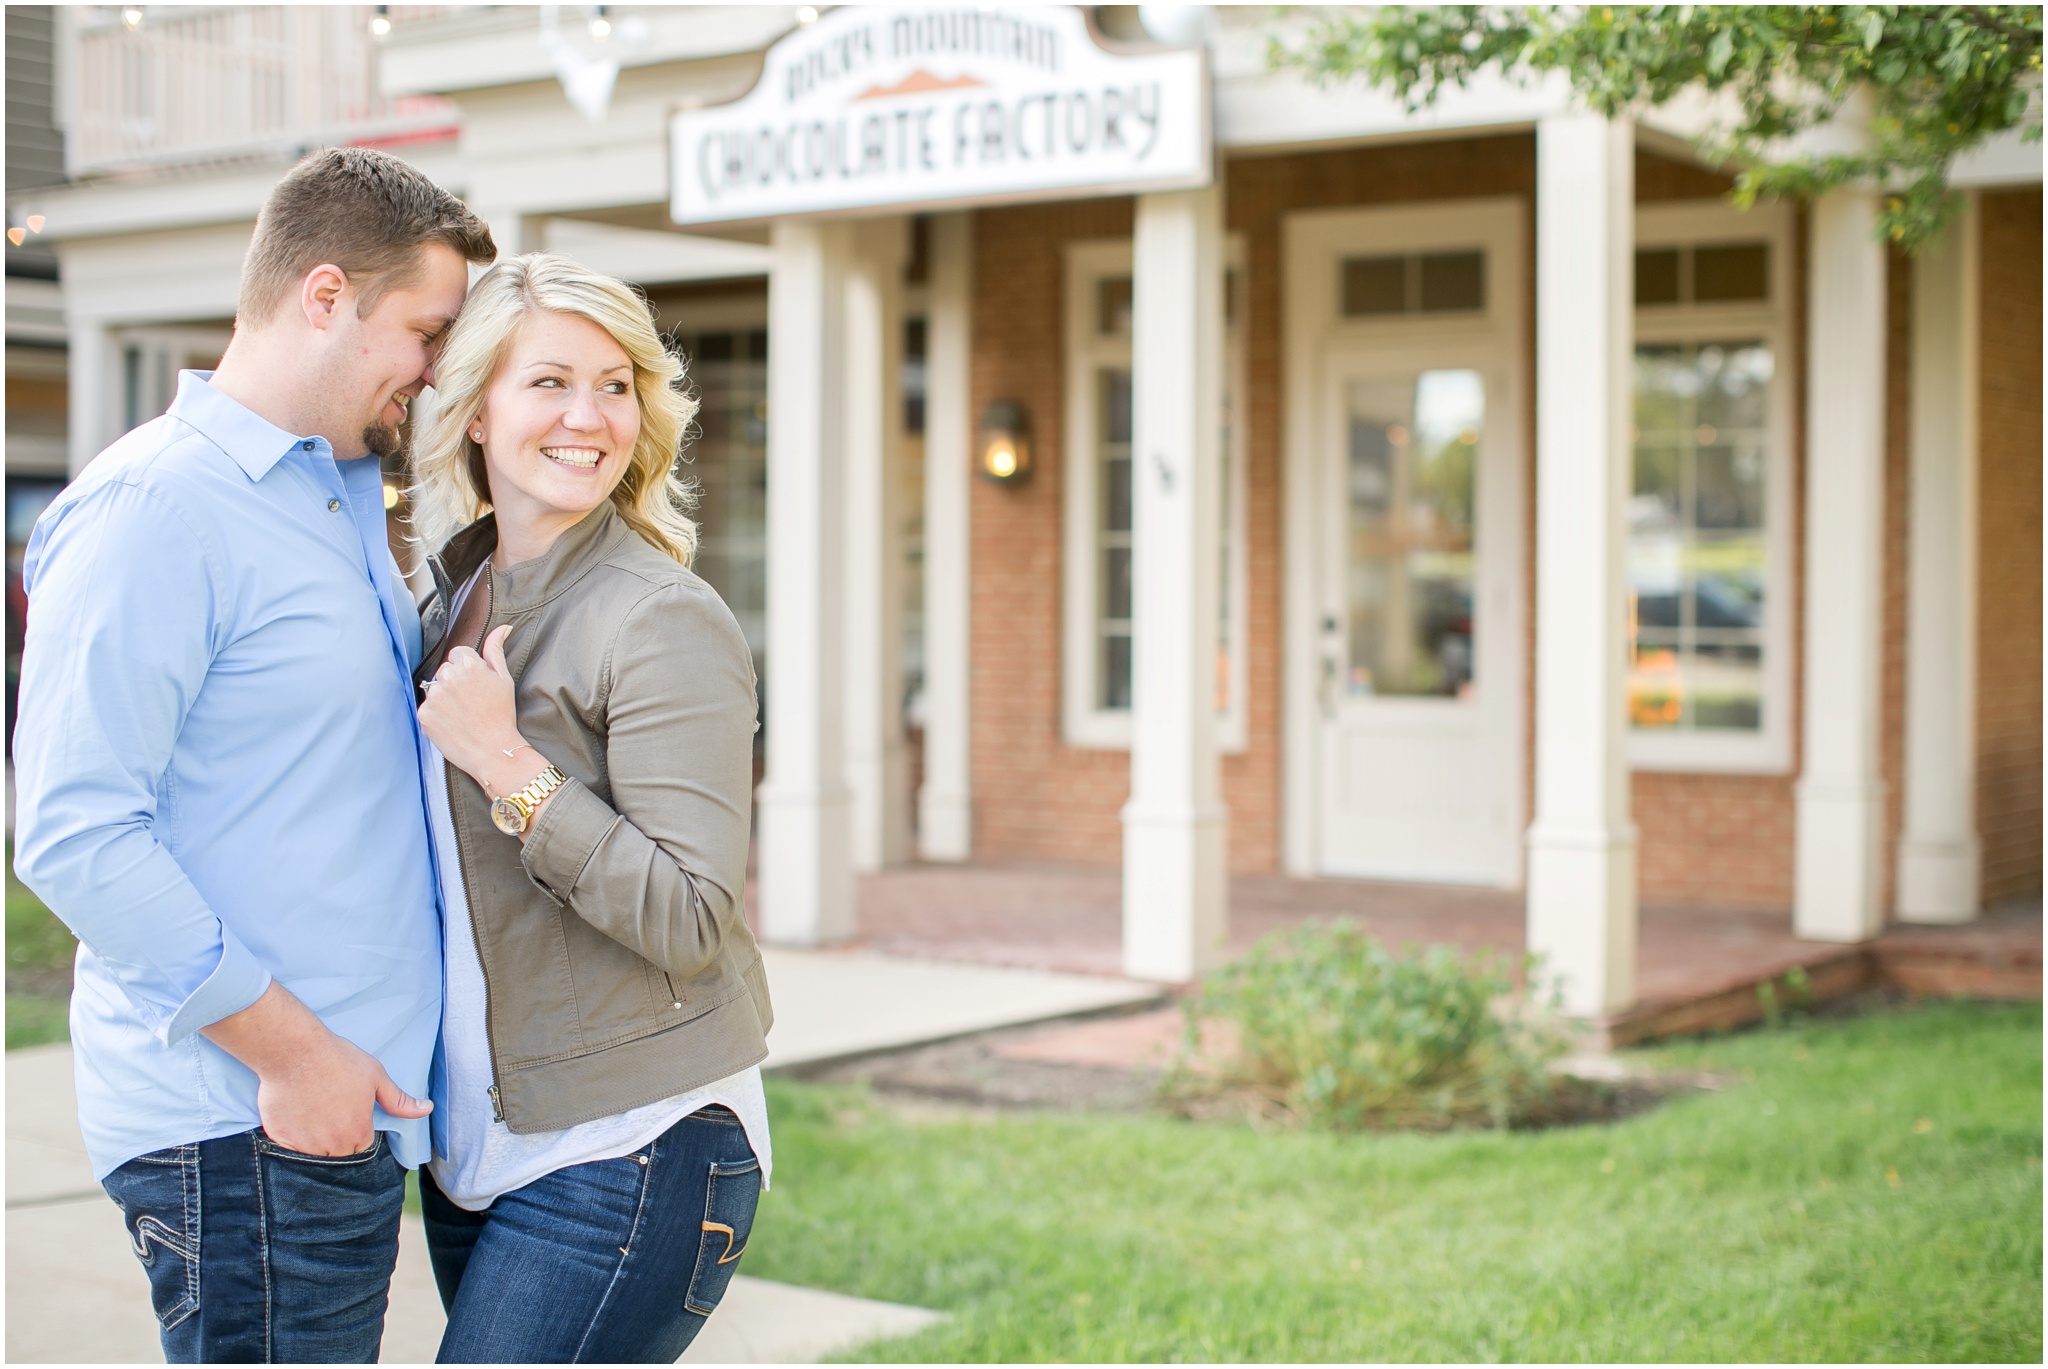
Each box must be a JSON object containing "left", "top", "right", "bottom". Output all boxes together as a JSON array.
[{"left": 7, "top": 949, "right": 1155, "bottom": 1362}]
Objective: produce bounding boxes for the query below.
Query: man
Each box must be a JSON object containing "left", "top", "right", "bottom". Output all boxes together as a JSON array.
[{"left": 12, "top": 147, "right": 494, "bottom": 1362}]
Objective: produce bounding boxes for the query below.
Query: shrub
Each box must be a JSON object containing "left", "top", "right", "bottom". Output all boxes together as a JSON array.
[{"left": 1167, "top": 920, "right": 1574, "bottom": 1131}]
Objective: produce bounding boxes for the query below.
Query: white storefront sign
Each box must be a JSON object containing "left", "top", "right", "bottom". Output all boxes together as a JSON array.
[{"left": 671, "top": 6, "right": 1209, "bottom": 225}]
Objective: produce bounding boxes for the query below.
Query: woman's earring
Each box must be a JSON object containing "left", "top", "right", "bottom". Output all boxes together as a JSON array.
[{"left": 471, "top": 429, "right": 483, "bottom": 442}]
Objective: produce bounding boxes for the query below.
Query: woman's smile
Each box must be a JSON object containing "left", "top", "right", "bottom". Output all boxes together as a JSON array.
[{"left": 539, "top": 444, "right": 604, "bottom": 471}]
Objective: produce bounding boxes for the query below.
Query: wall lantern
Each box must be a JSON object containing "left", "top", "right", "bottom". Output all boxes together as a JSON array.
[{"left": 977, "top": 400, "right": 1032, "bottom": 486}]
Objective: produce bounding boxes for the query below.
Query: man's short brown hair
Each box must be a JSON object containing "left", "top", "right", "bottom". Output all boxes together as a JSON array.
[{"left": 238, "top": 146, "right": 496, "bottom": 326}]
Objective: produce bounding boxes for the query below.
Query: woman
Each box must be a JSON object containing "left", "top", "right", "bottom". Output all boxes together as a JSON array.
[{"left": 409, "top": 252, "right": 771, "bottom": 1364}]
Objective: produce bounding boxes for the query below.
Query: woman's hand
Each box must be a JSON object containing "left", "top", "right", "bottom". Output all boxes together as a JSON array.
[{"left": 419, "top": 625, "right": 547, "bottom": 801}]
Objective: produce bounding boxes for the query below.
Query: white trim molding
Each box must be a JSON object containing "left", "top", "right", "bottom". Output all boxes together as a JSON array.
[
  {"left": 1896, "top": 195, "right": 1984, "bottom": 923},
  {"left": 917, "top": 212, "right": 976, "bottom": 861}
]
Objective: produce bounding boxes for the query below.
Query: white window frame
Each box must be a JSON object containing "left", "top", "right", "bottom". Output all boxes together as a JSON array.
[
  {"left": 1061, "top": 236, "right": 1249, "bottom": 752},
  {"left": 1629, "top": 199, "right": 1797, "bottom": 775}
]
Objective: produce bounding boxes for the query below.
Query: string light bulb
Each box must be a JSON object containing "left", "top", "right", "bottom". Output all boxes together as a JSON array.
[
  {"left": 368, "top": 6, "right": 391, "bottom": 39},
  {"left": 588, "top": 5, "right": 611, "bottom": 40},
  {"left": 121, "top": 7, "right": 144, "bottom": 30},
  {"left": 796, "top": 6, "right": 819, "bottom": 25}
]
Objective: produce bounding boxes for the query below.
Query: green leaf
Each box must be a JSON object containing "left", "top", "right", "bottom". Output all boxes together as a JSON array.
[{"left": 1707, "top": 28, "right": 1736, "bottom": 77}]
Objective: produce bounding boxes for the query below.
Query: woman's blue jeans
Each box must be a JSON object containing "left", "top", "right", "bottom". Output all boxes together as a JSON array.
[{"left": 419, "top": 1105, "right": 763, "bottom": 1364}]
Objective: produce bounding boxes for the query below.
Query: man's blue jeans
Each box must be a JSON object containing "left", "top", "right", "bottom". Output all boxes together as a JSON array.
[
  {"left": 100, "top": 1129, "right": 407, "bottom": 1363},
  {"left": 419, "top": 1105, "right": 763, "bottom": 1364}
]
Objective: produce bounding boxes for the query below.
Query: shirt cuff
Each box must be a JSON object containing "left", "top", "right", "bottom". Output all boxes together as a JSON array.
[
  {"left": 520, "top": 776, "right": 619, "bottom": 903},
  {"left": 160, "top": 926, "right": 273, "bottom": 1046}
]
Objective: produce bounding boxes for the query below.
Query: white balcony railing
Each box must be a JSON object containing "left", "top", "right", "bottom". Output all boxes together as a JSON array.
[{"left": 66, "top": 5, "right": 458, "bottom": 179}]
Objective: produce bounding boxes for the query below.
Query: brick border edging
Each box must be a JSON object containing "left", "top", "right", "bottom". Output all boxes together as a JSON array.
[{"left": 1599, "top": 943, "right": 2042, "bottom": 1048}]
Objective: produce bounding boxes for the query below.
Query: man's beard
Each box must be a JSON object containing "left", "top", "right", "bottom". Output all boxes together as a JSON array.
[{"left": 362, "top": 418, "right": 407, "bottom": 461}]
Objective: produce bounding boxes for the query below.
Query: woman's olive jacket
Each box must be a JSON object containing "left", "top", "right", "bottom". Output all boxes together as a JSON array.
[{"left": 416, "top": 502, "right": 771, "bottom": 1135}]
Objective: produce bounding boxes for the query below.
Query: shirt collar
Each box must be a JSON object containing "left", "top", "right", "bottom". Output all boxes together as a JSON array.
[{"left": 167, "top": 370, "right": 320, "bottom": 480}]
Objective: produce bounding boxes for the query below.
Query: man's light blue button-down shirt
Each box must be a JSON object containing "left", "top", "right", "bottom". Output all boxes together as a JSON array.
[{"left": 13, "top": 371, "right": 441, "bottom": 1180}]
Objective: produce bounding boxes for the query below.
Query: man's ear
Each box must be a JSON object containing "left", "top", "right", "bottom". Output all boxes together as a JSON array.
[{"left": 300, "top": 263, "right": 351, "bottom": 332}]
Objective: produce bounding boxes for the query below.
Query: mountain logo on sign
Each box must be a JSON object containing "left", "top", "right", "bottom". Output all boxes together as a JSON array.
[{"left": 854, "top": 70, "right": 988, "bottom": 102}]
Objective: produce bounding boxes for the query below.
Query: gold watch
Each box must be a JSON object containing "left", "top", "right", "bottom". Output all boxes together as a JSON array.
[{"left": 491, "top": 765, "right": 567, "bottom": 836}]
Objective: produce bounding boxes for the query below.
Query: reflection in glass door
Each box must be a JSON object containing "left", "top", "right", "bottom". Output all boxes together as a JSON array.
[
  {"left": 1317, "top": 359, "right": 1518, "bottom": 886},
  {"left": 1344, "top": 370, "right": 1482, "bottom": 701}
]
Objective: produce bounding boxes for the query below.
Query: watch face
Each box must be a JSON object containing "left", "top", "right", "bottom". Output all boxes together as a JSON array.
[{"left": 490, "top": 796, "right": 526, "bottom": 836}]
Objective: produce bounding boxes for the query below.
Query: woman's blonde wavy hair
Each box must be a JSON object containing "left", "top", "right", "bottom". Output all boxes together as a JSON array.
[{"left": 409, "top": 252, "right": 699, "bottom": 563}]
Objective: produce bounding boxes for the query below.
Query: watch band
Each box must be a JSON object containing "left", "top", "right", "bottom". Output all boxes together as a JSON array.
[{"left": 492, "top": 764, "right": 567, "bottom": 835}]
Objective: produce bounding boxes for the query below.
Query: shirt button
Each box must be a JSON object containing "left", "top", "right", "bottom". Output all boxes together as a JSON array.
[
  {"left": 301, "top": 440, "right": 314, "bottom": 450},
  {"left": 327, "top": 499, "right": 342, "bottom": 512}
]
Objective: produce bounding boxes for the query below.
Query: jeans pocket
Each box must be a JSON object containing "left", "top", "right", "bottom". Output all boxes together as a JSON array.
[
  {"left": 254, "top": 1131, "right": 384, "bottom": 1166},
  {"left": 102, "top": 1145, "right": 201, "bottom": 1331},
  {"left": 684, "top": 1156, "right": 761, "bottom": 1317}
]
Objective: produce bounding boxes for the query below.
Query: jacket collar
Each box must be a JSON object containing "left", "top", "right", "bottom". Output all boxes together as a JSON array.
[{"left": 431, "top": 499, "right": 630, "bottom": 618}]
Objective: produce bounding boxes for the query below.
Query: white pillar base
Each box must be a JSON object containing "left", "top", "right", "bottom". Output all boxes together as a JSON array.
[
  {"left": 1121, "top": 804, "right": 1229, "bottom": 983},
  {"left": 1793, "top": 780, "right": 1886, "bottom": 941},
  {"left": 1896, "top": 837, "right": 1983, "bottom": 925},
  {"left": 756, "top": 789, "right": 856, "bottom": 946},
  {"left": 917, "top": 791, "right": 973, "bottom": 862},
  {"left": 1526, "top": 824, "right": 1638, "bottom": 1017}
]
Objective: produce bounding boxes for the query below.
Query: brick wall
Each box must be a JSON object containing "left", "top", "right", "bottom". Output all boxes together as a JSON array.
[
  {"left": 1976, "top": 188, "right": 2043, "bottom": 903},
  {"left": 1881, "top": 246, "right": 1912, "bottom": 916},
  {"left": 969, "top": 196, "right": 1136, "bottom": 865}
]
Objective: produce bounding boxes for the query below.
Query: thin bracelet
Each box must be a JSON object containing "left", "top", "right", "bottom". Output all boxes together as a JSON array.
[{"left": 501, "top": 742, "right": 535, "bottom": 759}]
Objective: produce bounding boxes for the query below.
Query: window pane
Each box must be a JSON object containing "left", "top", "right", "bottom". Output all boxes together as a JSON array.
[
  {"left": 1097, "top": 365, "right": 1135, "bottom": 712},
  {"left": 1097, "top": 276, "right": 1132, "bottom": 336},
  {"left": 1628, "top": 340, "right": 1772, "bottom": 736},
  {"left": 1100, "top": 368, "right": 1132, "bottom": 446},
  {"left": 1345, "top": 370, "right": 1481, "bottom": 699},
  {"left": 1418, "top": 251, "right": 1484, "bottom": 312},
  {"left": 1635, "top": 247, "right": 1681, "bottom": 305},
  {"left": 1102, "top": 545, "right": 1132, "bottom": 621},
  {"left": 1341, "top": 255, "right": 1406, "bottom": 316},
  {"left": 1693, "top": 242, "right": 1769, "bottom": 301},
  {"left": 1101, "top": 633, "right": 1132, "bottom": 710}
]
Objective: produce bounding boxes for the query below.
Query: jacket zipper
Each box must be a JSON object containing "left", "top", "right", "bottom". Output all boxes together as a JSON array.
[{"left": 450, "top": 566, "right": 507, "bottom": 1126}]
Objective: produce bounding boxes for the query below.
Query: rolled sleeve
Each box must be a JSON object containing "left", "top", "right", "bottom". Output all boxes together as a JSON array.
[
  {"left": 160, "top": 925, "right": 273, "bottom": 1045},
  {"left": 519, "top": 776, "right": 621, "bottom": 903}
]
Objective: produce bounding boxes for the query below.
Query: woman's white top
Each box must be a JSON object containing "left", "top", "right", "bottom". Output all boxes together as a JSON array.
[{"left": 421, "top": 567, "right": 771, "bottom": 1213}]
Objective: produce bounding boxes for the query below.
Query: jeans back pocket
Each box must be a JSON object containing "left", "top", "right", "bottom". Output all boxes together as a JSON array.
[
  {"left": 684, "top": 1156, "right": 761, "bottom": 1317},
  {"left": 102, "top": 1145, "right": 202, "bottom": 1331}
]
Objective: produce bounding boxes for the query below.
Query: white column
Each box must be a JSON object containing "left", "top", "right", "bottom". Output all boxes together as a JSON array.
[
  {"left": 844, "top": 217, "right": 912, "bottom": 873},
  {"left": 1122, "top": 183, "right": 1228, "bottom": 983},
  {"left": 757, "top": 220, "right": 857, "bottom": 945},
  {"left": 918, "top": 213, "right": 975, "bottom": 861},
  {"left": 65, "top": 316, "right": 111, "bottom": 476},
  {"left": 1897, "top": 196, "right": 1982, "bottom": 923},
  {"left": 1526, "top": 113, "right": 1638, "bottom": 1017},
  {"left": 1795, "top": 190, "right": 1889, "bottom": 942}
]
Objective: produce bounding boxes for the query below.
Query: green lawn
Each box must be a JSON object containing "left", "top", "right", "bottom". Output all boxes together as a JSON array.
[
  {"left": 750, "top": 1001, "right": 2042, "bottom": 1362},
  {"left": 7, "top": 845, "right": 74, "bottom": 1050}
]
